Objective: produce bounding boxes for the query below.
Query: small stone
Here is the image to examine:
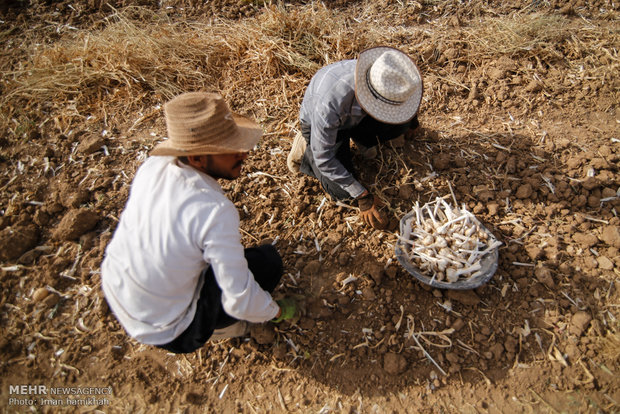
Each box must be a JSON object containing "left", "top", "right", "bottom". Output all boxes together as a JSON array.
[
  {"left": 489, "top": 343, "right": 504, "bottom": 360},
  {"left": 299, "top": 318, "right": 315, "bottom": 330},
  {"left": 446, "top": 352, "right": 460, "bottom": 364},
  {"left": 600, "top": 226, "right": 620, "bottom": 248},
  {"left": 515, "top": 183, "right": 533, "bottom": 199},
  {"left": 32, "top": 287, "right": 50, "bottom": 302},
  {"left": 446, "top": 290, "right": 480, "bottom": 306},
  {"left": 535, "top": 266, "right": 555, "bottom": 289},
  {"left": 597, "top": 256, "right": 614, "bottom": 270},
  {"left": 52, "top": 209, "right": 100, "bottom": 241},
  {"left": 504, "top": 336, "right": 517, "bottom": 354},
  {"left": 362, "top": 286, "right": 376, "bottom": 300},
  {"left": 398, "top": 184, "right": 414, "bottom": 200},
  {"left": 565, "top": 342, "right": 582, "bottom": 361},
  {"left": 569, "top": 311, "right": 592, "bottom": 337},
  {"left": 383, "top": 353, "right": 407, "bottom": 375},
  {"left": 572, "top": 232, "right": 599, "bottom": 248},
  {"left": 77, "top": 134, "right": 105, "bottom": 155},
  {"left": 250, "top": 324, "right": 276, "bottom": 345},
  {"left": 43, "top": 293, "right": 60, "bottom": 308},
  {"left": 368, "top": 263, "right": 383, "bottom": 285},
  {"left": 432, "top": 153, "right": 451, "bottom": 170},
  {"left": 525, "top": 245, "right": 543, "bottom": 261},
  {"left": 451, "top": 318, "right": 465, "bottom": 331},
  {"left": 303, "top": 260, "right": 321, "bottom": 275},
  {"left": 487, "top": 203, "right": 499, "bottom": 216},
  {"left": 581, "top": 176, "right": 600, "bottom": 191}
]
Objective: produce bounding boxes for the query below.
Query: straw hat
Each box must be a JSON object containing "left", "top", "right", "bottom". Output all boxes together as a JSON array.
[
  {"left": 151, "top": 92, "right": 262, "bottom": 156},
  {"left": 355, "top": 46, "right": 423, "bottom": 125}
]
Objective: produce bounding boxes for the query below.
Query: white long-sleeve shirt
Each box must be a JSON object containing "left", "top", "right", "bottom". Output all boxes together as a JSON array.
[{"left": 101, "top": 156, "right": 279, "bottom": 345}]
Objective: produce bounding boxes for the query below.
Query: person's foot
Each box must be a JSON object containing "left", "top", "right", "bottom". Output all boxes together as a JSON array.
[
  {"left": 210, "top": 321, "right": 249, "bottom": 340},
  {"left": 287, "top": 131, "right": 307, "bottom": 173}
]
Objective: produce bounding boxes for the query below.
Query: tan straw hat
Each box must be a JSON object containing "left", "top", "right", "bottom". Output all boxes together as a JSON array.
[
  {"left": 355, "top": 46, "right": 423, "bottom": 125},
  {"left": 151, "top": 92, "right": 262, "bottom": 156}
]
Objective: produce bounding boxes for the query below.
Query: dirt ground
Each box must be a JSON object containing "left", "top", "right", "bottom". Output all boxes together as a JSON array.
[{"left": 0, "top": 0, "right": 619, "bottom": 413}]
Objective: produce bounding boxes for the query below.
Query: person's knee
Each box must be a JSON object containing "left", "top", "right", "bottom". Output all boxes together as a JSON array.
[
  {"left": 263, "top": 244, "right": 282, "bottom": 265},
  {"left": 246, "top": 244, "right": 283, "bottom": 292},
  {"left": 253, "top": 244, "right": 283, "bottom": 274}
]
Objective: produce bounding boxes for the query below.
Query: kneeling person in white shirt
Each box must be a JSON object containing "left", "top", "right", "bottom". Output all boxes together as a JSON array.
[{"left": 101, "top": 92, "right": 297, "bottom": 354}]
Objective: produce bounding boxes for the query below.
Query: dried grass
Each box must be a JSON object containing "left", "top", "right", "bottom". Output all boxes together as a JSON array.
[
  {"left": 462, "top": 14, "right": 569, "bottom": 60},
  {"left": 1, "top": 3, "right": 617, "bottom": 140},
  {"left": 0, "top": 2, "right": 619, "bottom": 407},
  {"left": 600, "top": 325, "right": 620, "bottom": 365},
  {"left": 3, "top": 8, "right": 220, "bottom": 120},
  {"left": 0, "top": 4, "right": 377, "bottom": 136}
]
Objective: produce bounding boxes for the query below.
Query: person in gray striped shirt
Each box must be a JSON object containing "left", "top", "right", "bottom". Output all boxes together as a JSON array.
[{"left": 288, "top": 46, "right": 423, "bottom": 229}]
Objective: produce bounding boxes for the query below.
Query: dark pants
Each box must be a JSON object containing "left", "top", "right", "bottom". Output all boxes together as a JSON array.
[
  {"left": 158, "top": 244, "right": 283, "bottom": 354},
  {"left": 300, "top": 115, "right": 418, "bottom": 201}
]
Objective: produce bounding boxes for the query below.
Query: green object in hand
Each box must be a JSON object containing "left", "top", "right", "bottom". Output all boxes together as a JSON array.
[{"left": 272, "top": 298, "right": 297, "bottom": 323}]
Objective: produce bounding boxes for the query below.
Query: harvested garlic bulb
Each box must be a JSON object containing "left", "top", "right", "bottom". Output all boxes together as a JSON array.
[{"left": 401, "top": 197, "right": 502, "bottom": 283}]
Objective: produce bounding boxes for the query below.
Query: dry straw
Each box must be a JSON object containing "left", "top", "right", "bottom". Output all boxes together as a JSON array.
[
  {"left": 0, "top": 3, "right": 619, "bottom": 409},
  {"left": 1, "top": 3, "right": 617, "bottom": 140},
  {"left": 0, "top": 4, "right": 378, "bottom": 137}
]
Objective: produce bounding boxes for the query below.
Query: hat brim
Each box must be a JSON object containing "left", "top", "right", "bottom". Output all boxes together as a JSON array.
[
  {"left": 355, "top": 46, "right": 423, "bottom": 125},
  {"left": 150, "top": 113, "right": 262, "bottom": 156}
]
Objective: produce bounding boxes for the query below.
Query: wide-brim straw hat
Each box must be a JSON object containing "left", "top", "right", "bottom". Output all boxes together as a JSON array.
[
  {"left": 355, "top": 46, "right": 423, "bottom": 125},
  {"left": 151, "top": 92, "right": 262, "bottom": 156}
]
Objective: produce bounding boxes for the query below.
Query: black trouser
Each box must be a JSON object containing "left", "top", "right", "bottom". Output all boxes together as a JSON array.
[
  {"left": 299, "top": 115, "right": 417, "bottom": 201},
  {"left": 158, "top": 244, "right": 283, "bottom": 354}
]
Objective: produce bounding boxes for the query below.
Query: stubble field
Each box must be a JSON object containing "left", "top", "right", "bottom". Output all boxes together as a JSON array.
[{"left": 0, "top": 0, "right": 619, "bottom": 412}]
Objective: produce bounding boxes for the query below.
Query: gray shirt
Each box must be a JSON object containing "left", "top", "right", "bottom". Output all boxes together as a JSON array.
[{"left": 299, "top": 60, "right": 367, "bottom": 198}]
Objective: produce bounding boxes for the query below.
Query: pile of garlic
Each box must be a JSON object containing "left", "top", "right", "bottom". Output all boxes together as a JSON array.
[{"left": 399, "top": 197, "right": 502, "bottom": 284}]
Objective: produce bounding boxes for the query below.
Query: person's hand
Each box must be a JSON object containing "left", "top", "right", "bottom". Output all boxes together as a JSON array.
[
  {"left": 357, "top": 192, "right": 388, "bottom": 229},
  {"left": 271, "top": 298, "right": 298, "bottom": 323}
]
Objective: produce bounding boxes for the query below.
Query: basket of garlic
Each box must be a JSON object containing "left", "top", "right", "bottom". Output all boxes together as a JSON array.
[{"left": 395, "top": 196, "right": 502, "bottom": 290}]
